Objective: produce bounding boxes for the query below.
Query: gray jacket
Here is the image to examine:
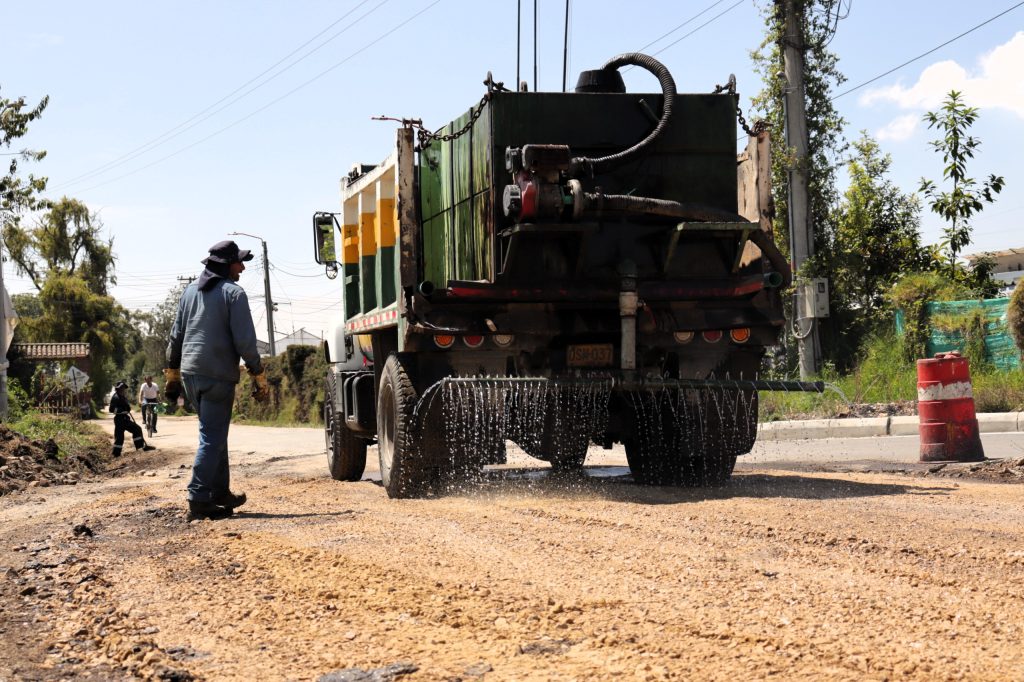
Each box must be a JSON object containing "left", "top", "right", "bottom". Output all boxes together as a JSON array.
[{"left": 166, "top": 279, "right": 263, "bottom": 383}]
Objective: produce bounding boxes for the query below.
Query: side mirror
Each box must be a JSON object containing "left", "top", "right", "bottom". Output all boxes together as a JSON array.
[{"left": 312, "top": 212, "right": 340, "bottom": 278}]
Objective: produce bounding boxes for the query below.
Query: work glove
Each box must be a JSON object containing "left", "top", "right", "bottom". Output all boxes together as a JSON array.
[
  {"left": 163, "top": 368, "right": 182, "bottom": 402},
  {"left": 251, "top": 369, "right": 270, "bottom": 404}
]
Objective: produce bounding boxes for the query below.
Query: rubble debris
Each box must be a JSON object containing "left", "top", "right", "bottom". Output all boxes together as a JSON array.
[
  {"left": 72, "top": 524, "right": 94, "bottom": 538},
  {"left": 0, "top": 425, "right": 102, "bottom": 497}
]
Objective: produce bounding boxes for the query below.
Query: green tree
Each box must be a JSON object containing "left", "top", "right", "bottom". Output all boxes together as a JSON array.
[
  {"left": 919, "top": 91, "right": 1005, "bottom": 270},
  {"left": 1, "top": 88, "right": 49, "bottom": 233},
  {"left": 832, "top": 133, "right": 926, "bottom": 327},
  {"left": 3, "top": 197, "right": 116, "bottom": 293},
  {"left": 4, "top": 198, "right": 130, "bottom": 401}
]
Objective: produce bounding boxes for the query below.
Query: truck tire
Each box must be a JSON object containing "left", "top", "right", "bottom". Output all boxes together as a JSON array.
[
  {"left": 623, "top": 391, "right": 736, "bottom": 487},
  {"left": 511, "top": 392, "right": 589, "bottom": 472},
  {"left": 702, "top": 389, "right": 758, "bottom": 459},
  {"left": 377, "top": 354, "right": 433, "bottom": 498},
  {"left": 626, "top": 435, "right": 735, "bottom": 486},
  {"left": 324, "top": 374, "right": 367, "bottom": 481}
]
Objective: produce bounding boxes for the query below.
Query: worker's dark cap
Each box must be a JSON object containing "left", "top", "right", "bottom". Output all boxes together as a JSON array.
[
  {"left": 114, "top": 381, "right": 128, "bottom": 390},
  {"left": 202, "top": 240, "right": 253, "bottom": 265}
]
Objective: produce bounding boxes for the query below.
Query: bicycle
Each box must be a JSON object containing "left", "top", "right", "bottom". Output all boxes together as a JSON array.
[{"left": 141, "top": 400, "right": 159, "bottom": 439}]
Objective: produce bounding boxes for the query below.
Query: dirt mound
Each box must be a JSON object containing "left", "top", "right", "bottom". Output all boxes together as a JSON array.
[
  {"left": 0, "top": 425, "right": 103, "bottom": 496},
  {"left": 920, "top": 457, "right": 1024, "bottom": 483}
]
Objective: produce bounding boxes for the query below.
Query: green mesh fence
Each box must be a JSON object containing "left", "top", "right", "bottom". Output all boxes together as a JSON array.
[{"left": 895, "top": 297, "right": 1022, "bottom": 371}]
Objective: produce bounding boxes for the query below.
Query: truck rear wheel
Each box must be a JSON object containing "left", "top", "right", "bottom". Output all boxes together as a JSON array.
[
  {"left": 511, "top": 391, "right": 590, "bottom": 472},
  {"left": 625, "top": 435, "right": 736, "bottom": 486},
  {"left": 325, "top": 375, "right": 367, "bottom": 481},
  {"left": 377, "top": 354, "right": 433, "bottom": 498},
  {"left": 623, "top": 391, "right": 737, "bottom": 487}
]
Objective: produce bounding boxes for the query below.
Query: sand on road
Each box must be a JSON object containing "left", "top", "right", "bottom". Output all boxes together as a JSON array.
[{"left": 2, "top": 415, "right": 1023, "bottom": 681}]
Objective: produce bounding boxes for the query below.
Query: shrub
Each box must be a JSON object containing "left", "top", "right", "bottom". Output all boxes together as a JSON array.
[
  {"left": 234, "top": 347, "right": 327, "bottom": 425},
  {"left": 889, "top": 272, "right": 971, "bottom": 363},
  {"left": 1009, "top": 279, "right": 1024, "bottom": 355}
]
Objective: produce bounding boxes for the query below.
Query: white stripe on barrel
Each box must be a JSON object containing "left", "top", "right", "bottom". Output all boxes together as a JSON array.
[{"left": 917, "top": 380, "right": 973, "bottom": 401}]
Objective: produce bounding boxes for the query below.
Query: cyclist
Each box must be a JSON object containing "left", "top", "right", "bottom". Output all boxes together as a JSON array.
[{"left": 139, "top": 374, "right": 161, "bottom": 434}]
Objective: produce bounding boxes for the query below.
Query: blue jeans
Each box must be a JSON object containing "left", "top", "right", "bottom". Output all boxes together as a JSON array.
[{"left": 182, "top": 373, "right": 236, "bottom": 502}]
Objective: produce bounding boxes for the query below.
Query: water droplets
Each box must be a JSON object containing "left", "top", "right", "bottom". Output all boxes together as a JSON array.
[{"left": 410, "top": 374, "right": 759, "bottom": 491}]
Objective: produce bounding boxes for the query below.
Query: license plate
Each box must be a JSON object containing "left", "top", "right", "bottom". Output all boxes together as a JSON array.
[{"left": 567, "top": 343, "right": 614, "bottom": 368}]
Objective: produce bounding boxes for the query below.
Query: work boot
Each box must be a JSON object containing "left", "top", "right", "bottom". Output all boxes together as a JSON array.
[
  {"left": 141, "top": 445, "right": 156, "bottom": 452},
  {"left": 212, "top": 491, "right": 247, "bottom": 510},
  {"left": 187, "top": 500, "right": 233, "bottom": 521}
]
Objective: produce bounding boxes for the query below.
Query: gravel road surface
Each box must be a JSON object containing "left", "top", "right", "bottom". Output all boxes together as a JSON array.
[{"left": 2, "top": 415, "right": 1023, "bottom": 681}]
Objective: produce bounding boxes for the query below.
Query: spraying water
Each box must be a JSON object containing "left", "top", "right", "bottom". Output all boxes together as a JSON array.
[{"left": 409, "top": 373, "right": 769, "bottom": 491}]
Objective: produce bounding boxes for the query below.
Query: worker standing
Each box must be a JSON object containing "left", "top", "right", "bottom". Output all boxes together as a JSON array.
[
  {"left": 108, "top": 381, "right": 155, "bottom": 456},
  {"left": 165, "top": 240, "right": 270, "bottom": 521}
]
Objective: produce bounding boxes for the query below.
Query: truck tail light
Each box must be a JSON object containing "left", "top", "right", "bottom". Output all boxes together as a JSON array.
[
  {"left": 673, "top": 331, "right": 694, "bottom": 344},
  {"left": 462, "top": 335, "right": 485, "bottom": 348},
  {"left": 702, "top": 330, "right": 723, "bottom": 343},
  {"left": 492, "top": 334, "right": 515, "bottom": 347},
  {"left": 730, "top": 328, "right": 751, "bottom": 343},
  {"left": 433, "top": 334, "right": 455, "bottom": 349}
]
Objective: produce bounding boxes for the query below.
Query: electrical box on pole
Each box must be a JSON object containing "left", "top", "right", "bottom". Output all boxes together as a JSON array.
[{"left": 797, "top": 278, "right": 830, "bottom": 320}]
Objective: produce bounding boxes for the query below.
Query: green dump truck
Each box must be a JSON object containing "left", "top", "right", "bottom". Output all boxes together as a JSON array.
[{"left": 312, "top": 53, "right": 809, "bottom": 498}]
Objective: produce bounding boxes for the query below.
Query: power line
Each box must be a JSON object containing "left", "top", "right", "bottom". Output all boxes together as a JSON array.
[
  {"left": 648, "top": 0, "right": 746, "bottom": 58},
  {"left": 63, "top": 1, "right": 442, "bottom": 195},
  {"left": 832, "top": 1, "right": 1024, "bottom": 101},
  {"left": 51, "top": 0, "right": 389, "bottom": 191},
  {"left": 633, "top": 0, "right": 731, "bottom": 54},
  {"left": 270, "top": 262, "right": 325, "bottom": 278}
]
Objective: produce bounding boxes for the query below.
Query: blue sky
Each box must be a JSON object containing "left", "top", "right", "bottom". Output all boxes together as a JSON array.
[{"left": 4, "top": 1, "right": 1023, "bottom": 342}]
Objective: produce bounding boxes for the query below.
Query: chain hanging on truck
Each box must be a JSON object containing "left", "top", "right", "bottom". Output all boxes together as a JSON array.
[
  {"left": 415, "top": 93, "right": 490, "bottom": 149},
  {"left": 373, "top": 72, "right": 509, "bottom": 152},
  {"left": 712, "top": 73, "right": 766, "bottom": 137}
]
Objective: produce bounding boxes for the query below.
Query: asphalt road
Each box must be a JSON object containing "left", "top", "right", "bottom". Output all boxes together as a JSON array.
[{"left": 745, "top": 431, "right": 1024, "bottom": 465}]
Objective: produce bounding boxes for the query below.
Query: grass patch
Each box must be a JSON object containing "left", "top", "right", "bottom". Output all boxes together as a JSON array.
[
  {"left": 760, "top": 329, "right": 1024, "bottom": 420},
  {"left": 9, "top": 412, "right": 109, "bottom": 461},
  {"left": 973, "top": 369, "right": 1024, "bottom": 413}
]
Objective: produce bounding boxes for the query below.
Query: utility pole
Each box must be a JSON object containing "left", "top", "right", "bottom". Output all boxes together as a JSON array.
[
  {"left": 260, "top": 239, "right": 276, "bottom": 357},
  {"left": 781, "top": 0, "right": 821, "bottom": 379},
  {"left": 229, "top": 232, "right": 275, "bottom": 356}
]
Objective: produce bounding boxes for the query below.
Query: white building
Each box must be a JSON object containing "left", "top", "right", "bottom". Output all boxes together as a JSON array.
[
  {"left": 965, "top": 247, "right": 1024, "bottom": 295},
  {"left": 274, "top": 328, "right": 323, "bottom": 355}
]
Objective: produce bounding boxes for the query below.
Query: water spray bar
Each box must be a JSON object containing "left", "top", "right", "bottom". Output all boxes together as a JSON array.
[{"left": 440, "top": 376, "right": 826, "bottom": 393}]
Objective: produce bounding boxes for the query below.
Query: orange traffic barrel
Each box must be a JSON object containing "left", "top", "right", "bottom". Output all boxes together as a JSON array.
[{"left": 916, "top": 351, "right": 985, "bottom": 462}]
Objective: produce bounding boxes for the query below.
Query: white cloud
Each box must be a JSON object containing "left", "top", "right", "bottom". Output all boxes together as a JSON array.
[
  {"left": 860, "top": 31, "right": 1024, "bottom": 119},
  {"left": 876, "top": 113, "right": 920, "bottom": 142}
]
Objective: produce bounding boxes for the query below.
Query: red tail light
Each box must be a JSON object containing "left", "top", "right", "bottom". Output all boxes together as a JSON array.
[
  {"left": 702, "top": 330, "right": 723, "bottom": 343},
  {"left": 730, "top": 328, "right": 751, "bottom": 343}
]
